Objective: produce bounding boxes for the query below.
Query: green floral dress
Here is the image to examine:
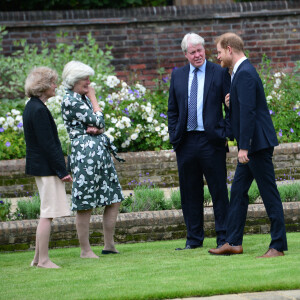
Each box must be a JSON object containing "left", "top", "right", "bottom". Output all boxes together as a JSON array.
[{"left": 61, "top": 89, "right": 124, "bottom": 211}]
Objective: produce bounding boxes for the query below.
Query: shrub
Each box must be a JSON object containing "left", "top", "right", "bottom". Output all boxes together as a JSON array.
[
  {"left": 130, "top": 185, "right": 172, "bottom": 212},
  {"left": 258, "top": 56, "right": 300, "bottom": 143},
  {"left": 13, "top": 194, "right": 41, "bottom": 220},
  {"left": 170, "top": 189, "right": 181, "bottom": 209},
  {"left": 0, "top": 199, "right": 11, "bottom": 221},
  {"left": 279, "top": 183, "right": 300, "bottom": 202}
]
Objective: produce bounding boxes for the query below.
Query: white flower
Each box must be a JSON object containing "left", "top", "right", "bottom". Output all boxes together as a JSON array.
[
  {"left": 131, "top": 133, "right": 138, "bottom": 140},
  {"left": 274, "top": 78, "right": 281, "bottom": 89},
  {"left": 15, "top": 115, "right": 23, "bottom": 122},
  {"left": 111, "top": 117, "right": 118, "bottom": 124},
  {"left": 147, "top": 116, "right": 153, "bottom": 123},
  {"left": 7, "top": 116, "right": 14, "bottom": 127},
  {"left": 274, "top": 72, "right": 281, "bottom": 78},
  {"left": 0, "top": 117, "right": 5, "bottom": 125},
  {"left": 2, "top": 123, "right": 8, "bottom": 130},
  {"left": 155, "top": 126, "right": 160, "bottom": 132},
  {"left": 105, "top": 133, "right": 115, "bottom": 142},
  {"left": 105, "top": 75, "right": 120, "bottom": 88},
  {"left": 266, "top": 95, "right": 272, "bottom": 101},
  {"left": 11, "top": 109, "right": 21, "bottom": 115},
  {"left": 163, "top": 135, "right": 169, "bottom": 141}
]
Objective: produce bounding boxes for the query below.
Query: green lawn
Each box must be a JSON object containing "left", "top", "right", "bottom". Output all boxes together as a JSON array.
[{"left": 1, "top": 233, "right": 300, "bottom": 300}]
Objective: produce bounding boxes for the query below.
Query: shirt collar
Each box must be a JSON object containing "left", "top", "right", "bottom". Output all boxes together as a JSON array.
[
  {"left": 190, "top": 60, "right": 206, "bottom": 74},
  {"left": 233, "top": 56, "right": 247, "bottom": 74}
]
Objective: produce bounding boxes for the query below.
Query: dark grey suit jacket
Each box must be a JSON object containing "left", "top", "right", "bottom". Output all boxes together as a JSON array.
[
  {"left": 229, "top": 59, "right": 278, "bottom": 153},
  {"left": 168, "top": 61, "right": 231, "bottom": 150}
]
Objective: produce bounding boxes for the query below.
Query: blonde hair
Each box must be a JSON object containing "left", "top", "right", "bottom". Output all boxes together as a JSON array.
[
  {"left": 215, "top": 32, "right": 244, "bottom": 53},
  {"left": 62, "top": 61, "right": 95, "bottom": 89},
  {"left": 181, "top": 33, "right": 205, "bottom": 53},
  {"left": 25, "top": 67, "right": 58, "bottom": 98}
]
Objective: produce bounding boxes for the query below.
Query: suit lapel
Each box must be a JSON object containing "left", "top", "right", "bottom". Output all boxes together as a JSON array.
[
  {"left": 231, "top": 59, "right": 248, "bottom": 86},
  {"left": 203, "top": 61, "right": 213, "bottom": 107},
  {"left": 182, "top": 64, "right": 190, "bottom": 114}
]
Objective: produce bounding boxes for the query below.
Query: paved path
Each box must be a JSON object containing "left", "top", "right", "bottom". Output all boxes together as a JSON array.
[{"left": 173, "top": 289, "right": 300, "bottom": 299}]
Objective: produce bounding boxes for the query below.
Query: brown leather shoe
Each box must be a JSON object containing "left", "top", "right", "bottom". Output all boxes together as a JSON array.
[
  {"left": 208, "top": 243, "right": 243, "bottom": 255},
  {"left": 256, "top": 248, "right": 284, "bottom": 258}
]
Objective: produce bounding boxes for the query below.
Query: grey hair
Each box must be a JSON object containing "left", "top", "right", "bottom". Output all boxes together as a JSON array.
[
  {"left": 181, "top": 33, "right": 205, "bottom": 53},
  {"left": 25, "top": 67, "right": 58, "bottom": 98},
  {"left": 62, "top": 61, "right": 95, "bottom": 89}
]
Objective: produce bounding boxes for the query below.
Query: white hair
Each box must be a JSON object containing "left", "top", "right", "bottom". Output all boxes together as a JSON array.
[
  {"left": 62, "top": 61, "right": 95, "bottom": 89},
  {"left": 181, "top": 33, "right": 205, "bottom": 53}
]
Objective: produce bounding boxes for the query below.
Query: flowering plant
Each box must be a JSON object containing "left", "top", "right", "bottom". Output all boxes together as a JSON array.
[
  {"left": 259, "top": 57, "right": 300, "bottom": 143},
  {"left": 0, "top": 108, "right": 26, "bottom": 160},
  {"left": 47, "top": 75, "right": 171, "bottom": 153}
]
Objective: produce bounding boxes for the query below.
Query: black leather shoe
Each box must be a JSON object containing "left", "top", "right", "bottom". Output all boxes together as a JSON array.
[
  {"left": 175, "top": 244, "right": 203, "bottom": 250},
  {"left": 102, "top": 250, "right": 120, "bottom": 255}
]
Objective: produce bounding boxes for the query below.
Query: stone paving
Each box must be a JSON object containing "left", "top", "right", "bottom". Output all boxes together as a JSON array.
[{"left": 173, "top": 289, "right": 300, "bottom": 300}]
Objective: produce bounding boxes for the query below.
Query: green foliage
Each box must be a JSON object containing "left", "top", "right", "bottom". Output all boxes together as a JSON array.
[
  {"left": 0, "top": 0, "right": 170, "bottom": 11},
  {"left": 279, "top": 183, "right": 300, "bottom": 202},
  {"left": 247, "top": 181, "right": 260, "bottom": 204},
  {"left": 0, "top": 31, "right": 114, "bottom": 99},
  {"left": 258, "top": 55, "right": 300, "bottom": 143},
  {"left": 0, "top": 199, "right": 11, "bottom": 221},
  {"left": 170, "top": 189, "right": 181, "bottom": 209},
  {"left": 0, "top": 129, "right": 26, "bottom": 160},
  {"left": 13, "top": 194, "right": 41, "bottom": 220},
  {"left": 120, "top": 181, "right": 172, "bottom": 212},
  {"left": 131, "top": 185, "right": 172, "bottom": 212}
]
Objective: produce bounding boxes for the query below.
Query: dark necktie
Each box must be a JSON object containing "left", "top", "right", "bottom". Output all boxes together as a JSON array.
[{"left": 187, "top": 68, "right": 199, "bottom": 130}]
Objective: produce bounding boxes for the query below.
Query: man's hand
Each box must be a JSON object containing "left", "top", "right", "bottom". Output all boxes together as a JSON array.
[
  {"left": 238, "top": 149, "right": 249, "bottom": 164},
  {"left": 225, "top": 93, "right": 230, "bottom": 108},
  {"left": 61, "top": 174, "right": 73, "bottom": 182},
  {"left": 86, "top": 126, "right": 104, "bottom": 135}
]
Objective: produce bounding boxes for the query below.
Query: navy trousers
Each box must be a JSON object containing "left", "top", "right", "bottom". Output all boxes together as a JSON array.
[
  {"left": 176, "top": 131, "right": 229, "bottom": 246},
  {"left": 226, "top": 147, "right": 288, "bottom": 251}
]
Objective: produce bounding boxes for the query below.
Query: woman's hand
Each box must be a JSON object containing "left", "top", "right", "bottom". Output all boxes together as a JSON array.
[
  {"left": 225, "top": 93, "right": 230, "bottom": 108},
  {"left": 61, "top": 174, "right": 73, "bottom": 182},
  {"left": 86, "top": 126, "right": 104, "bottom": 135},
  {"left": 86, "top": 85, "right": 102, "bottom": 113}
]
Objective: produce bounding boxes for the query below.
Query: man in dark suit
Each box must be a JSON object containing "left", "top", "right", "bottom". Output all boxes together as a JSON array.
[
  {"left": 168, "top": 33, "right": 231, "bottom": 250},
  {"left": 209, "top": 32, "right": 287, "bottom": 257}
]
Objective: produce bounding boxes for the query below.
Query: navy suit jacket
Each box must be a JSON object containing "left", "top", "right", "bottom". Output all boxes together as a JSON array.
[
  {"left": 229, "top": 59, "right": 278, "bottom": 153},
  {"left": 23, "top": 97, "right": 68, "bottom": 179},
  {"left": 168, "top": 61, "right": 231, "bottom": 150}
]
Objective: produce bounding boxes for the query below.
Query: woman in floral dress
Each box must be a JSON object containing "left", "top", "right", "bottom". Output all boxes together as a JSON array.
[{"left": 61, "top": 61, "right": 124, "bottom": 258}]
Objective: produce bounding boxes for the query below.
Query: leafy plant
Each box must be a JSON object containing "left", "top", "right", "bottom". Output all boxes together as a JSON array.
[
  {"left": 279, "top": 183, "right": 300, "bottom": 202},
  {"left": 13, "top": 194, "right": 41, "bottom": 220},
  {"left": 0, "top": 199, "right": 11, "bottom": 221},
  {"left": 258, "top": 55, "right": 300, "bottom": 143},
  {"left": 130, "top": 185, "right": 172, "bottom": 212},
  {"left": 170, "top": 189, "right": 181, "bottom": 209}
]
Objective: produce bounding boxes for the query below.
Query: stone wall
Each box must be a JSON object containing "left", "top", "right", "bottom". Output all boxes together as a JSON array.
[
  {"left": 0, "top": 2, "right": 299, "bottom": 88},
  {"left": 0, "top": 143, "right": 299, "bottom": 198},
  {"left": 0, "top": 202, "right": 299, "bottom": 251}
]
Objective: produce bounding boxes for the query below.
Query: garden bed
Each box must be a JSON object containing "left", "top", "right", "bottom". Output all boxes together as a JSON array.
[{"left": 1, "top": 202, "right": 300, "bottom": 252}]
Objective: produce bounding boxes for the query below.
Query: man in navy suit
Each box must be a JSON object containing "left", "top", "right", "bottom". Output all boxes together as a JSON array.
[
  {"left": 168, "top": 33, "right": 231, "bottom": 250},
  {"left": 209, "top": 32, "right": 287, "bottom": 257}
]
